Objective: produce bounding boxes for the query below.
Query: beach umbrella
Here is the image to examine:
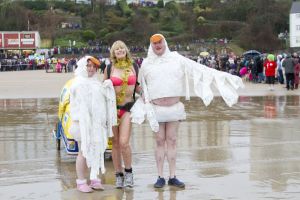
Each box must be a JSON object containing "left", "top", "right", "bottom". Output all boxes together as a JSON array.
[{"left": 200, "top": 51, "right": 210, "bottom": 57}]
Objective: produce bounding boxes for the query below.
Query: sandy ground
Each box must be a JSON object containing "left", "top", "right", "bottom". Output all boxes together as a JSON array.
[
  {"left": 0, "top": 70, "right": 299, "bottom": 99},
  {"left": 0, "top": 70, "right": 73, "bottom": 99},
  {"left": 1, "top": 71, "right": 300, "bottom": 200}
]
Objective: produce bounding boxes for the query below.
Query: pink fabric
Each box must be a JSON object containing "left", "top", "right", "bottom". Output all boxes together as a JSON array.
[
  {"left": 90, "top": 179, "right": 104, "bottom": 190},
  {"left": 56, "top": 63, "right": 62, "bottom": 73},
  {"left": 239, "top": 66, "right": 248, "bottom": 76},
  {"left": 110, "top": 75, "right": 136, "bottom": 86},
  {"left": 77, "top": 183, "right": 93, "bottom": 193}
]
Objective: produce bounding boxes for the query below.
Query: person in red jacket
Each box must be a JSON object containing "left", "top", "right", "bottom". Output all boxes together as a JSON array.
[{"left": 264, "top": 54, "right": 277, "bottom": 91}]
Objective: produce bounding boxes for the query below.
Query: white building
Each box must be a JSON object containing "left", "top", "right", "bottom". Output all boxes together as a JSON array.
[{"left": 290, "top": 2, "right": 300, "bottom": 48}]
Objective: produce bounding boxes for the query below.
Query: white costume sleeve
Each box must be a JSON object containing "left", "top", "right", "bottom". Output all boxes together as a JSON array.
[
  {"left": 68, "top": 56, "right": 116, "bottom": 179},
  {"left": 69, "top": 83, "right": 80, "bottom": 121},
  {"left": 69, "top": 81, "right": 82, "bottom": 140},
  {"left": 103, "top": 79, "right": 117, "bottom": 137},
  {"left": 131, "top": 47, "right": 243, "bottom": 132},
  {"left": 131, "top": 67, "right": 159, "bottom": 132},
  {"left": 178, "top": 54, "right": 244, "bottom": 107},
  {"left": 130, "top": 98, "right": 146, "bottom": 125}
]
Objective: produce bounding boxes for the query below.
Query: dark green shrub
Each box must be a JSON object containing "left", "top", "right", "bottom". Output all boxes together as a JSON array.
[{"left": 82, "top": 30, "right": 96, "bottom": 41}]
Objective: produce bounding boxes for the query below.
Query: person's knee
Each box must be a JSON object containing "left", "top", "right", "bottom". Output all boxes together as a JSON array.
[
  {"left": 167, "top": 135, "right": 177, "bottom": 147},
  {"left": 156, "top": 136, "right": 165, "bottom": 147},
  {"left": 112, "top": 137, "right": 120, "bottom": 149},
  {"left": 119, "top": 140, "right": 130, "bottom": 151}
]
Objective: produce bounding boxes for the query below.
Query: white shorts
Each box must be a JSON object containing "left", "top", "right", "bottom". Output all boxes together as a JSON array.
[{"left": 153, "top": 102, "right": 186, "bottom": 122}]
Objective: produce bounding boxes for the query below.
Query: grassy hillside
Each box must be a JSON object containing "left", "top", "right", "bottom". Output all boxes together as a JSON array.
[{"left": 0, "top": 0, "right": 295, "bottom": 53}]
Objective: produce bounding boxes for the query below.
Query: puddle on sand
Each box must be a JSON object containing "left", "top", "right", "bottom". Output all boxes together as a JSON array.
[{"left": 0, "top": 96, "right": 300, "bottom": 200}]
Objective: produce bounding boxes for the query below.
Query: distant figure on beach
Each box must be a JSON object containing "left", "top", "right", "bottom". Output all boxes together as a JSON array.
[
  {"left": 264, "top": 54, "right": 277, "bottom": 91},
  {"left": 282, "top": 54, "right": 295, "bottom": 90}
]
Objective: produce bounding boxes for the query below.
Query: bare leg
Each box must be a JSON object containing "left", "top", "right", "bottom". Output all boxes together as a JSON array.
[
  {"left": 165, "top": 121, "right": 179, "bottom": 178},
  {"left": 155, "top": 123, "right": 166, "bottom": 177},
  {"left": 112, "top": 126, "right": 122, "bottom": 173},
  {"left": 119, "top": 112, "right": 132, "bottom": 169},
  {"left": 76, "top": 142, "right": 88, "bottom": 180},
  {"left": 75, "top": 143, "right": 93, "bottom": 192}
]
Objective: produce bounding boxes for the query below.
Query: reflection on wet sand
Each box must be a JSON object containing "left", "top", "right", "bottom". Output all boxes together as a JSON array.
[
  {"left": 1, "top": 96, "right": 300, "bottom": 199},
  {"left": 250, "top": 96, "right": 300, "bottom": 195}
]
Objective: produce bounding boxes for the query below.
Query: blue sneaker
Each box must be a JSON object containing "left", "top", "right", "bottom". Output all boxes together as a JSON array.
[
  {"left": 154, "top": 177, "right": 166, "bottom": 188},
  {"left": 168, "top": 177, "right": 185, "bottom": 188}
]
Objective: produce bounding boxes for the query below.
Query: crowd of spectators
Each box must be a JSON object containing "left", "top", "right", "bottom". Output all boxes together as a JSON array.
[
  {"left": 1, "top": 46, "right": 300, "bottom": 92},
  {"left": 189, "top": 52, "right": 300, "bottom": 90}
]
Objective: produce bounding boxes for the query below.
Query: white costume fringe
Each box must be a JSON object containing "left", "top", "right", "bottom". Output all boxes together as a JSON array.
[
  {"left": 131, "top": 37, "right": 244, "bottom": 132},
  {"left": 69, "top": 56, "right": 117, "bottom": 180}
]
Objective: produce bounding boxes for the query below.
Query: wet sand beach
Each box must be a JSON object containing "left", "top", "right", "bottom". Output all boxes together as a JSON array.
[
  {"left": 0, "top": 70, "right": 300, "bottom": 99},
  {"left": 1, "top": 70, "right": 300, "bottom": 200}
]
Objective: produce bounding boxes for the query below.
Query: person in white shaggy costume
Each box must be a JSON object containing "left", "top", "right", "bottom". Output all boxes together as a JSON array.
[
  {"left": 131, "top": 34, "right": 244, "bottom": 188},
  {"left": 69, "top": 56, "right": 117, "bottom": 193}
]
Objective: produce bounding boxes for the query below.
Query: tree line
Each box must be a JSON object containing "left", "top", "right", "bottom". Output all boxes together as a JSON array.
[{"left": 0, "top": 0, "right": 294, "bottom": 52}]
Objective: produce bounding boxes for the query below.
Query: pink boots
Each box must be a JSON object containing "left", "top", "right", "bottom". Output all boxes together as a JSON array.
[
  {"left": 76, "top": 179, "right": 104, "bottom": 193},
  {"left": 90, "top": 179, "right": 104, "bottom": 190},
  {"left": 77, "top": 180, "right": 93, "bottom": 193}
]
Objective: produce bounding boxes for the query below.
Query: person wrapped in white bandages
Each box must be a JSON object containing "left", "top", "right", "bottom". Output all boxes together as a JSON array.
[
  {"left": 131, "top": 34, "right": 244, "bottom": 188},
  {"left": 69, "top": 55, "right": 117, "bottom": 193}
]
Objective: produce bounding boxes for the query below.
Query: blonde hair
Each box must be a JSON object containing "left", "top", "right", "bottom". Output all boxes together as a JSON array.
[{"left": 110, "top": 40, "right": 132, "bottom": 65}]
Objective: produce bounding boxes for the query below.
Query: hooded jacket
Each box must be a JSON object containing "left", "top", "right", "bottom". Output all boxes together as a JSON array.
[{"left": 282, "top": 55, "right": 295, "bottom": 74}]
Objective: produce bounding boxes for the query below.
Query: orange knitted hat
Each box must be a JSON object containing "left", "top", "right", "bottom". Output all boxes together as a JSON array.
[
  {"left": 88, "top": 56, "right": 100, "bottom": 68},
  {"left": 150, "top": 34, "right": 164, "bottom": 43}
]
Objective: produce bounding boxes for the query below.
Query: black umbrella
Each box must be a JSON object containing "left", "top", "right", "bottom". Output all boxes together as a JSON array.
[{"left": 243, "top": 50, "right": 261, "bottom": 57}]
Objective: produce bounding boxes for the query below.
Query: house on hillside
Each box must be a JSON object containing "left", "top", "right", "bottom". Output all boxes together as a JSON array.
[
  {"left": 61, "top": 0, "right": 193, "bottom": 5},
  {"left": 74, "top": 0, "right": 91, "bottom": 4},
  {"left": 100, "top": 0, "right": 193, "bottom": 5},
  {"left": 290, "top": 1, "right": 300, "bottom": 48},
  {"left": 138, "top": 0, "right": 192, "bottom": 5}
]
